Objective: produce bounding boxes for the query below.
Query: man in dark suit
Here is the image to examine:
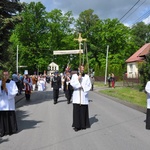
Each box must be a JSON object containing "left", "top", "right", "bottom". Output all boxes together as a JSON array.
[
  {"left": 63, "top": 70, "right": 73, "bottom": 104},
  {"left": 51, "top": 71, "right": 61, "bottom": 104}
]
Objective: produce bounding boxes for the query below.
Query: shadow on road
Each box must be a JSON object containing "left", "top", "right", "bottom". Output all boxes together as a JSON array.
[{"left": 90, "top": 114, "right": 98, "bottom": 126}]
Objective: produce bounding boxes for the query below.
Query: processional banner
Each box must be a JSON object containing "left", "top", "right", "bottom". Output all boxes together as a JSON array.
[{"left": 53, "top": 50, "right": 83, "bottom": 55}]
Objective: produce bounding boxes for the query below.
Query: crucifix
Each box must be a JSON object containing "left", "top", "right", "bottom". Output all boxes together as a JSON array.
[{"left": 74, "top": 33, "right": 87, "bottom": 66}]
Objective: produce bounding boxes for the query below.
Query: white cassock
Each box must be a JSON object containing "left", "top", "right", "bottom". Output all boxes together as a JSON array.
[
  {"left": 145, "top": 81, "right": 150, "bottom": 109},
  {"left": 70, "top": 74, "right": 91, "bottom": 105},
  {"left": 0, "top": 80, "right": 18, "bottom": 110}
]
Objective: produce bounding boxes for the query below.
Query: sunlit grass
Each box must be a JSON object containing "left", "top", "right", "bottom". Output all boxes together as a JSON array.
[{"left": 94, "top": 82, "right": 147, "bottom": 108}]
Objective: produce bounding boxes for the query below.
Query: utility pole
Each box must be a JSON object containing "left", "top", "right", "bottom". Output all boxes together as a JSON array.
[
  {"left": 16, "top": 45, "right": 18, "bottom": 74},
  {"left": 105, "top": 45, "right": 109, "bottom": 85}
]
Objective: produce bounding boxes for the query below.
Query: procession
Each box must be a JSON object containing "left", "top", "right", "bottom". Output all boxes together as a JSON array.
[{"left": 1, "top": 1, "right": 150, "bottom": 149}]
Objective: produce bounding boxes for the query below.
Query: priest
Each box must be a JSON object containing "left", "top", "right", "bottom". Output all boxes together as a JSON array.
[
  {"left": 70, "top": 65, "right": 91, "bottom": 131},
  {"left": 0, "top": 70, "right": 18, "bottom": 137}
]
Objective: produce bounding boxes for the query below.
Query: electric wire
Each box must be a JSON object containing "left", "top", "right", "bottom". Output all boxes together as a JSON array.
[
  {"left": 119, "top": 0, "right": 141, "bottom": 21},
  {"left": 133, "top": 9, "right": 150, "bottom": 24},
  {"left": 121, "top": 0, "right": 146, "bottom": 22}
]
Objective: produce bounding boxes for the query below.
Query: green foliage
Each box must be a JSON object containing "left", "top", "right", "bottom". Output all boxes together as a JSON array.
[
  {"left": 131, "top": 22, "right": 150, "bottom": 48},
  {"left": 0, "top": 0, "right": 22, "bottom": 69},
  {"left": 139, "top": 55, "right": 150, "bottom": 90}
]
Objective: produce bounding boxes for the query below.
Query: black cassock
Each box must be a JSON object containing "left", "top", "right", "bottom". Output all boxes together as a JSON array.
[{"left": 63, "top": 77, "right": 73, "bottom": 104}]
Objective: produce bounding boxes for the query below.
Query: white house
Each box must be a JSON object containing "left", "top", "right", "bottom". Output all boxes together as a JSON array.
[
  {"left": 125, "top": 43, "right": 150, "bottom": 78},
  {"left": 47, "top": 62, "right": 59, "bottom": 75}
]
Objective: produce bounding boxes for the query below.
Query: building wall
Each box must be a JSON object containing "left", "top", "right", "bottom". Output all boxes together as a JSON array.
[
  {"left": 47, "top": 62, "right": 59, "bottom": 75},
  {"left": 127, "top": 62, "right": 139, "bottom": 78}
]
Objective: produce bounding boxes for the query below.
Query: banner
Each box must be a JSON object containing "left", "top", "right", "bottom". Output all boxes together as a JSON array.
[{"left": 53, "top": 49, "right": 83, "bottom": 55}]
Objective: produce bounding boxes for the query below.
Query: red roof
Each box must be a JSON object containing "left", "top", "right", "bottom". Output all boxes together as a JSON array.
[{"left": 126, "top": 43, "right": 150, "bottom": 63}]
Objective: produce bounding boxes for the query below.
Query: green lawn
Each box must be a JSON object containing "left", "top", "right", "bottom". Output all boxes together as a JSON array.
[{"left": 94, "top": 82, "right": 147, "bottom": 108}]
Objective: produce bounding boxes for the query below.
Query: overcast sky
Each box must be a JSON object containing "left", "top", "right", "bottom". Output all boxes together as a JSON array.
[{"left": 20, "top": 0, "right": 150, "bottom": 26}]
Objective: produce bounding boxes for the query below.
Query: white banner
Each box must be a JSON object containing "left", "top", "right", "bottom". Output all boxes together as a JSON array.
[{"left": 53, "top": 49, "right": 83, "bottom": 55}]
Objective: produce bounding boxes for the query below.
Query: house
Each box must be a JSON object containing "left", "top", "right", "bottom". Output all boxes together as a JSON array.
[
  {"left": 47, "top": 62, "right": 59, "bottom": 75},
  {"left": 125, "top": 43, "right": 150, "bottom": 78}
]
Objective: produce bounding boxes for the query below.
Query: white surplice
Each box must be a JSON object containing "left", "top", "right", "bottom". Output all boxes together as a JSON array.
[
  {"left": 0, "top": 80, "right": 18, "bottom": 110},
  {"left": 145, "top": 81, "right": 150, "bottom": 109},
  {"left": 70, "top": 74, "right": 91, "bottom": 105}
]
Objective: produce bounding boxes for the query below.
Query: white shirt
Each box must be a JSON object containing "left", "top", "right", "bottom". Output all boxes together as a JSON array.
[
  {"left": 70, "top": 74, "right": 91, "bottom": 105},
  {"left": 0, "top": 80, "right": 18, "bottom": 110},
  {"left": 145, "top": 81, "right": 150, "bottom": 109}
]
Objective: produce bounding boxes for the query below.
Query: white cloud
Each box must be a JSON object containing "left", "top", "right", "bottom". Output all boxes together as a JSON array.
[
  {"left": 143, "top": 15, "right": 150, "bottom": 25},
  {"left": 19, "top": 0, "right": 150, "bottom": 25}
]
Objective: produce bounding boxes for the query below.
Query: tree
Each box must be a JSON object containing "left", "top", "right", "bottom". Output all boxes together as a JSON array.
[
  {"left": 139, "top": 54, "right": 150, "bottom": 90},
  {"left": 11, "top": 2, "right": 49, "bottom": 74},
  {"left": 131, "top": 22, "right": 150, "bottom": 48},
  {"left": 75, "top": 10, "right": 133, "bottom": 77},
  {"left": 0, "top": 0, "right": 22, "bottom": 69}
]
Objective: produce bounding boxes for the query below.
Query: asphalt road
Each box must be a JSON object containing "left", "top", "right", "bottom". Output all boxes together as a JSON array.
[{"left": 0, "top": 83, "right": 150, "bottom": 150}]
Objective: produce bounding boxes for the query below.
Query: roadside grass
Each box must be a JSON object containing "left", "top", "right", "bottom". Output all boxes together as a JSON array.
[{"left": 94, "top": 82, "right": 147, "bottom": 108}]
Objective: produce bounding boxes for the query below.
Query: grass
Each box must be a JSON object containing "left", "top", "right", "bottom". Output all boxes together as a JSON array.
[{"left": 94, "top": 82, "right": 147, "bottom": 108}]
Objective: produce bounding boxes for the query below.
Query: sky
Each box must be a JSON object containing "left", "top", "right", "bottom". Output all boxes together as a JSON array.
[{"left": 19, "top": 0, "right": 150, "bottom": 26}]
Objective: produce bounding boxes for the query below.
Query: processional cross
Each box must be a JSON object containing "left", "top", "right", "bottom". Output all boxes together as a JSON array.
[{"left": 74, "top": 33, "right": 87, "bottom": 66}]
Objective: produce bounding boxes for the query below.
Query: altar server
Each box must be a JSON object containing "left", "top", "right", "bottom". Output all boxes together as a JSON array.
[
  {"left": 70, "top": 65, "right": 91, "bottom": 131},
  {"left": 0, "top": 70, "right": 18, "bottom": 137},
  {"left": 145, "top": 81, "right": 150, "bottom": 129}
]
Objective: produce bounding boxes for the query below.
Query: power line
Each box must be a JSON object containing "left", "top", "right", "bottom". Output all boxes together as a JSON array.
[
  {"left": 119, "top": 0, "right": 141, "bottom": 21},
  {"left": 133, "top": 9, "right": 150, "bottom": 24},
  {"left": 122, "top": 0, "right": 146, "bottom": 22}
]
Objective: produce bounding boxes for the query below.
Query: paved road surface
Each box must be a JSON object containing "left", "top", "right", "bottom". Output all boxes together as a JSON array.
[{"left": 0, "top": 83, "right": 150, "bottom": 150}]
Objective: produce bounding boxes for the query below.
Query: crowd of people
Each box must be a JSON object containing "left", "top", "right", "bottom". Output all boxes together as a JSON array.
[{"left": 1, "top": 64, "right": 150, "bottom": 138}]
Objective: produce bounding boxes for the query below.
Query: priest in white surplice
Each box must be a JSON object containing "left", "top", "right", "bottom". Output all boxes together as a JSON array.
[
  {"left": 70, "top": 65, "right": 91, "bottom": 132},
  {"left": 145, "top": 81, "right": 150, "bottom": 130},
  {"left": 0, "top": 70, "right": 18, "bottom": 137}
]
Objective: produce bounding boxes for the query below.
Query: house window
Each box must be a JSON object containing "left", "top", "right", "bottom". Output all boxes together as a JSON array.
[{"left": 129, "top": 64, "right": 133, "bottom": 73}]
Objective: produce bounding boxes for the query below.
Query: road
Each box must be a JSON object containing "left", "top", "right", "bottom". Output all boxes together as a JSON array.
[{"left": 0, "top": 83, "right": 150, "bottom": 150}]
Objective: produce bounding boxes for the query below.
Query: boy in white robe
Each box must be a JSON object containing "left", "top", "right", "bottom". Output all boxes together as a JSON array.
[
  {"left": 0, "top": 70, "right": 18, "bottom": 137},
  {"left": 145, "top": 81, "right": 150, "bottom": 129},
  {"left": 70, "top": 65, "right": 91, "bottom": 131}
]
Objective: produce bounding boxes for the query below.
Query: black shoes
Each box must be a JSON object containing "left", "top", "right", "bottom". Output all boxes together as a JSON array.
[
  {"left": 73, "top": 128, "right": 81, "bottom": 132},
  {"left": 54, "top": 101, "right": 57, "bottom": 104}
]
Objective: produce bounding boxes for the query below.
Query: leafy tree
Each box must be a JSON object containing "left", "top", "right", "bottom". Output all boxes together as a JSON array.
[
  {"left": 46, "top": 9, "right": 76, "bottom": 72},
  {"left": 131, "top": 22, "right": 150, "bottom": 48},
  {"left": 139, "top": 54, "right": 150, "bottom": 90},
  {"left": 75, "top": 10, "right": 133, "bottom": 77},
  {"left": 11, "top": 2, "right": 49, "bottom": 74},
  {"left": 0, "top": 0, "right": 22, "bottom": 69}
]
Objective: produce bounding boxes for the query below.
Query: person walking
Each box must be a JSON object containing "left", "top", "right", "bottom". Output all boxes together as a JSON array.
[
  {"left": 70, "top": 65, "right": 91, "bottom": 132},
  {"left": 32, "top": 75, "right": 38, "bottom": 91},
  {"left": 51, "top": 71, "right": 61, "bottom": 104},
  {"left": 63, "top": 70, "right": 73, "bottom": 104},
  {"left": 111, "top": 73, "right": 115, "bottom": 88},
  {"left": 23, "top": 73, "right": 32, "bottom": 100},
  {"left": 0, "top": 70, "right": 18, "bottom": 137},
  {"left": 145, "top": 81, "right": 150, "bottom": 129}
]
